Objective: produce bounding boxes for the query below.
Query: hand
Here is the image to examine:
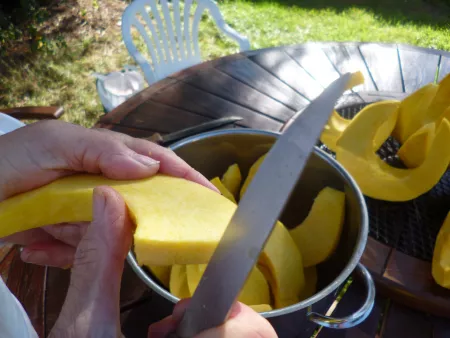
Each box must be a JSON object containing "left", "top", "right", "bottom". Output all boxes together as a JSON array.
[
  {"left": 148, "top": 299, "right": 278, "bottom": 338},
  {"left": 0, "top": 120, "right": 217, "bottom": 268}
]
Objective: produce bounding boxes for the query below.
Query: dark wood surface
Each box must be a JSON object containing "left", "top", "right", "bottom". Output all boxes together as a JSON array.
[{"left": 1, "top": 42, "right": 450, "bottom": 337}]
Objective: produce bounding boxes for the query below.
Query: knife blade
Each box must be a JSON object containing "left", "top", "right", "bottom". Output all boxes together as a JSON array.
[
  {"left": 146, "top": 116, "right": 243, "bottom": 146},
  {"left": 172, "top": 73, "right": 353, "bottom": 338}
]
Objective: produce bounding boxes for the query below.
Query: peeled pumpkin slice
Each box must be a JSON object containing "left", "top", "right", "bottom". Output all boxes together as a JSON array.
[
  {"left": 210, "top": 177, "right": 236, "bottom": 203},
  {"left": 432, "top": 212, "right": 450, "bottom": 289},
  {"left": 301, "top": 266, "right": 318, "bottom": 301},
  {"left": 290, "top": 187, "right": 345, "bottom": 267},
  {"left": 0, "top": 173, "right": 238, "bottom": 266},
  {"left": 185, "top": 264, "right": 271, "bottom": 306},
  {"left": 336, "top": 100, "right": 450, "bottom": 201},
  {"left": 148, "top": 265, "right": 171, "bottom": 288},
  {"left": 240, "top": 154, "right": 266, "bottom": 199},
  {"left": 170, "top": 265, "right": 190, "bottom": 298},
  {"left": 250, "top": 304, "right": 273, "bottom": 312},
  {"left": 221, "top": 164, "right": 242, "bottom": 199},
  {"left": 393, "top": 83, "right": 438, "bottom": 143},
  {"left": 258, "top": 221, "right": 305, "bottom": 309},
  {"left": 397, "top": 123, "right": 436, "bottom": 168}
]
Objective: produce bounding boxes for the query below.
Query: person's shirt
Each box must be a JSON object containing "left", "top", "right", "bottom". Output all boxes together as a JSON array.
[{"left": 0, "top": 276, "right": 38, "bottom": 337}]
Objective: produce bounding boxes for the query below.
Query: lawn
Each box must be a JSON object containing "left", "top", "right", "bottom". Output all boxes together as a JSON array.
[{"left": 1, "top": 0, "right": 450, "bottom": 127}]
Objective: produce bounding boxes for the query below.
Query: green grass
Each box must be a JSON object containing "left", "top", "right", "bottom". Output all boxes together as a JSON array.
[{"left": 1, "top": 0, "right": 450, "bottom": 128}]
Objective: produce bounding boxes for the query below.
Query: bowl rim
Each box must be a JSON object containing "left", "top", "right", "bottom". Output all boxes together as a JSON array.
[{"left": 126, "top": 128, "right": 369, "bottom": 318}]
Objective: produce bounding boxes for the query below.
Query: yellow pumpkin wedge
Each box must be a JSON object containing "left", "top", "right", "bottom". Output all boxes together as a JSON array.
[
  {"left": 258, "top": 221, "right": 305, "bottom": 309},
  {"left": 170, "top": 265, "right": 190, "bottom": 298},
  {"left": 148, "top": 265, "right": 171, "bottom": 288},
  {"left": 210, "top": 177, "right": 237, "bottom": 203},
  {"left": 185, "top": 264, "right": 271, "bottom": 306},
  {"left": 336, "top": 101, "right": 450, "bottom": 201},
  {"left": 240, "top": 154, "right": 266, "bottom": 199},
  {"left": 290, "top": 187, "right": 345, "bottom": 267},
  {"left": 393, "top": 83, "right": 438, "bottom": 143},
  {"left": 397, "top": 123, "right": 436, "bottom": 168},
  {"left": 432, "top": 212, "right": 450, "bottom": 289},
  {"left": 250, "top": 304, "right": 273, "bottom": 312},
  {"left": 300, "top": 266, "right": 318, "bottom": 301},
  {"left": 0, "top": 173, "right": 238, "bottom": 266},
  {"left": 221, "top": 164, "right": 242, "bottom": 199}
]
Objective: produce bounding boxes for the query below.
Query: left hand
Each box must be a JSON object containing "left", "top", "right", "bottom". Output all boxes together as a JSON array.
[{"left": 0, "top": 120, "right": 217, "bottom": 268}]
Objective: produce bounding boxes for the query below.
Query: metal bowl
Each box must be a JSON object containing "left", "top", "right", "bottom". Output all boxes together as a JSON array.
[{"left": 127, "top": 128, "right": 374, "bottom": 335}]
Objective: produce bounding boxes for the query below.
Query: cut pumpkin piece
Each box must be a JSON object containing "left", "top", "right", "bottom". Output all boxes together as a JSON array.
[
  {"left": 0, "top": 174, "right": 238, "bottom": 266},
  {"left": 432, "top": 212, "right": 450, "bottom": 289},
  {"left": 185, "top": 264, "right": 271, "bottom": 306},
  {"left": 148, "top": 265, "right": 171, "bottom": 288},
  {"left": 258, "top": 221, "right": 305, "bottom": 309},
  {"left": 210, "top": 177, "right": 236, "bottom": 203},
  {"left": 250, "top": 304, "right": 273, "bottom": 312},
  {"left": 397, "top": 123, "right": 436, "bottom": 168},
  {"left": 335, "top": 99, "right": 450, "bottom": 201},
  {"left": 393, "top": 83, "right": 438, "bottom": 143},
  {"left": 239, "top": 154, "right": 266, "bottom": 200},
  {"left": 221, "top": 164, "right": 242, "bottom": 199},
  {"left": 290, "top": 187, "right": 345, "bottom": 267},
  {"left": 170, "top": 265, "right": 191, "bottom": 299},
  {"left": 300, "top": 266, "right": 318, "bottom": 301}
]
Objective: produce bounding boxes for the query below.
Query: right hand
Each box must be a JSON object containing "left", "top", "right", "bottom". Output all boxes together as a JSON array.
[{"left": 147, "top": 299, "right": 278, "bottom": 338}]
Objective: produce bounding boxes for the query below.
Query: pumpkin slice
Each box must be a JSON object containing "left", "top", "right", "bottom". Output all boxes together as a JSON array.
[
  {"left": 170, "top": 265, "right": 190, "bottom": 298},
  {"left": 250, "top": 304, "right": 273, "bottom": 312},
  {"left": 300, "top": 266, "right": 318, "bottom": 301},
  {"left": 290, "top": 187, "right": 345, "bottom": 267},
  {"left": 221, "top": 164, "right": 242, "bottom": 199},
  {"left": 258, "top": 221, "right": 305, "bottom": 309},
  {"left": 210, "top": 177, "right": 237, "bottom": 203},
  {"left": 0, "top": 173, "right": 238, "bottom": 266},
  {"left": 336, "top": 101, "right": 450, "bottom": 201},
  {"left": 432, "top": 212, "right": 450, "bottom": 289},
  {"left": 239, "top": 154, "right": 266, "bottom": 199},
  {"left": 185, "top": 264, "right": 271, "bottom": 306},
  {"left": 148, "top": 265, "right": 171, "bottom": 288},
  {"left": 393, "top": 83, "right": 438, "bottom": 143},
  {"left": 397, "top": 123, "right": 436, "bottom": 168}
]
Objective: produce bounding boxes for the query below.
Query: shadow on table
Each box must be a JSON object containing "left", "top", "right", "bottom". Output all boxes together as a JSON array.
[{"left": 241, "top": 0, "right": 450, "bottom": 29}]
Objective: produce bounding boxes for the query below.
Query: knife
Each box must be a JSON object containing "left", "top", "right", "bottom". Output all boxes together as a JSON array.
[
  {"left": 146, "top": 116, "right": 243, "bottom": 146},
  {"left": 172, "top": 73, "right": 353, "bottom": 338}
]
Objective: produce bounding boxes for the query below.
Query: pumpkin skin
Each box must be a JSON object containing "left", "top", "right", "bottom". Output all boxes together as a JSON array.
[
  {"left": 289, "top": 187, "right": 345, "bottom": 267},
  {"left": 432, "top": 212, "right": 450, "bottom": 289},
  {"left": 335, "top": 100, "right": 450, "bottom": 202}
]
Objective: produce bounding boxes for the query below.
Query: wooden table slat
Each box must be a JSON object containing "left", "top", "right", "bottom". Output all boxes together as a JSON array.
[
  {"left": 249, "top": 48, "right": 323, "bottom": 101},
  {"left": 6, "top": 247, "right": 45, "bottom": 337},
  {"left": 358, "top": 43, "right": 404, "bottom": 92},
  {"left": 317, "top": 280, "right": 385, "bottom": 338},
  {"left": 321, "top": 43, "right": 377, "bottom": 92},
  {"left": 438, "top": 56, "right": 450, "bottom": 82},
  {"left": 150, "top": 81, "right": 283, "bottom": 130},
  {"left": 44, "top": 268, "right": 70, "bottom": 336},
  {"left": 398, "top": 47, "right": 440, "bottom": 92},
  {"left": 431, "top": 316, "right": 450, "bottom": 338},
  {"left": 182, "top": 67, "right": 295, "bottom": 121},
  {"left": 284, "top": 45, "right": 341, "bottom": 89},
  {"left": 379, "top": 302, "right": 432, "bottom": 338},
  {"left": 217, "top": 57, "right": 310, "bottom": 111},
  {"left": 0, "top": 245, "right": 16, "bottom": 282}
]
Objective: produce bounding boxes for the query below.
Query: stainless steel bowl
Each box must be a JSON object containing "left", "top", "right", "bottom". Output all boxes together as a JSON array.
[{"left": 127, "top": 129, "right": 374, "bottom": 336}]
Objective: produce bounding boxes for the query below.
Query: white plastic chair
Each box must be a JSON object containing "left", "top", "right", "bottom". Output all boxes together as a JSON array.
[
  {"left": 121, "top": 0, "right": 251, "bottom": 85},
  {"left": 0, "top": 113, "right": 25, "bottom": 136}
]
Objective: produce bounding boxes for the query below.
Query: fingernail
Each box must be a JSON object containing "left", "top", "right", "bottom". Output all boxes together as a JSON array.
[
  {"left": 21, "top": 250, "right": 49, "bottom": 264},
  {"left": 134, "top": 154, "right": 160, "bottom": 167},
  {"left": 19, "top": 246, "right": 24, "bottom": 252}
]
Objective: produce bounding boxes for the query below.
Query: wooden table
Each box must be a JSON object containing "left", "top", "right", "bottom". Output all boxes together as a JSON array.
[{"left": 2, "top": 42, "right": 450, "bottom": 337}]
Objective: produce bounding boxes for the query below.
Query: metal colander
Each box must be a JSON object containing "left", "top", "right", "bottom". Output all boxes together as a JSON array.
[{"left": 319, "top": 102, "right": 450, "bottom": 262}]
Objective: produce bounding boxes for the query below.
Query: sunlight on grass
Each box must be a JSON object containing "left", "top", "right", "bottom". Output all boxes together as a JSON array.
[{"left": 1, "top": 0, "right": 449, "bottom": 128}]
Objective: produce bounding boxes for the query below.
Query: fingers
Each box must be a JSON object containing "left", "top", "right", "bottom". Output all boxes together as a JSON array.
[
  {"left": 0, "top": 228, "right": 54, "bottom": 246},
  {"left": 21, "top": 241, "right": 75, "bottom": 268},
  {"left": 43, "top": 222, "right": 89, "bottom": 247},
  {"left": 147, "top": 299, "right": 191, "bottom": 338},
  {"left": 49, "top": 186, "right": 131, "bottom": 337}
]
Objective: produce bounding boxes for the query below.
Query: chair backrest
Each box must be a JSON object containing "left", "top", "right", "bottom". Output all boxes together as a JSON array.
[
  {"left": 0, "top": 113, "right": 25, "bottom": 136},
  {"left": 121, "top": 0, "right": 250, "bottom": 84}
]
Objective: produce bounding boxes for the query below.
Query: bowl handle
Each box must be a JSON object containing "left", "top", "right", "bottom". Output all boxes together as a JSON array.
[{"left": 306, "top": 263, "right": 376, "bottom": 329}]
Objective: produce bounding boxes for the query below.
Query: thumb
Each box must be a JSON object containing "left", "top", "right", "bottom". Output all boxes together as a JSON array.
[{"left": 49, "top": 186, "right": 132, "bottom": 337}]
